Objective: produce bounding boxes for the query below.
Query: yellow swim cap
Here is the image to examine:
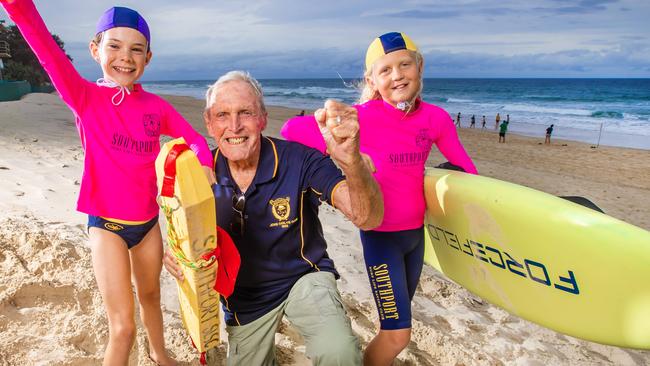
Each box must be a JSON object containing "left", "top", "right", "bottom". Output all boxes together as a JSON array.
[{"left": 365, "top": 32, "right": 418, "bottom": 71}]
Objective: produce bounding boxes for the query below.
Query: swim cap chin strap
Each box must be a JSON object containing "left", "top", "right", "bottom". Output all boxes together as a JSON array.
[
  {"left": 396, "top": 101, "right": 411, "bottom": 111},
  {"left": 96, "top": 78, "right": 131, "bottom": 106}
]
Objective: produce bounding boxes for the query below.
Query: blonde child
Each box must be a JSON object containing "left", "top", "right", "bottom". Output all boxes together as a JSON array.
[
  {"left": 282, "top": 32, "right": 477, "bottom": 365},
  {"left": 1, "top": 1, "right": 215, "bottom": 364}
]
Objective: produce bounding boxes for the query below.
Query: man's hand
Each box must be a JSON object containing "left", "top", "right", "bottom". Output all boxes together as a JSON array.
[
  {"left": 317, "top": 101, "right": 384, "bottom": 230},
  {"left": 163, "top": 250, "right": 184, "bottom": 281},
  {"left": 315, "top": 100, "right": 361, "bottom": 170},
  {"left": 202, "top": 166, "right": 216, "bottom": 185}
]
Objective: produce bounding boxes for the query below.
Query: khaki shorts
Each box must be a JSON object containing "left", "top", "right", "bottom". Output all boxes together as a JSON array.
[{"left": 207, "top": 271, "right": 361, "bottom": 366}]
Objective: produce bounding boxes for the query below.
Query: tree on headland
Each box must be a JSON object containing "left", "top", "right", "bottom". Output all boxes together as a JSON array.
[{"left": 0, "top": 23, "right": 72, "bottom": 86}]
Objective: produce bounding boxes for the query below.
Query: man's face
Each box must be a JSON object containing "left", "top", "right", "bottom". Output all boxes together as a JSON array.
[{"left": 204, "top": 80, "right": 267, "bottom": 164}]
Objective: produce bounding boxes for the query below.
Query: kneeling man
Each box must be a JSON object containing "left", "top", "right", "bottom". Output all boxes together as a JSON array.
[{"left": 164, "top": 71, "right": 383, "bottom": 365}]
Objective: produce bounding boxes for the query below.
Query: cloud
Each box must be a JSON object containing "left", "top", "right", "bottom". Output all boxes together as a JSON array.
[
  {"left": 535, "top": 0, "right": 619, "bottom": 14},
  {"left": 419, "top": 45, "right": 650, "bottom": 77},
  {"left": 378, "top": 10, "right": 462, "bottom": 18},
  {"left": 141, "top": 48, "right": 363, "bottom": 80},
  {"left": 3, "top": 0, "right": 649, "bottom": 79}
]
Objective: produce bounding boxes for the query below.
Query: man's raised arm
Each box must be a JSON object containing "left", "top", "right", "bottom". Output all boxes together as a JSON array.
[{"left": 317, "top": 100, "right": 383, "bottom": 230}]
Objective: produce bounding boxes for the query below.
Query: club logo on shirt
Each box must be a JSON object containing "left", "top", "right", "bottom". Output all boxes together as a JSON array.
[
  {"left": 415, "top": 128, "right": 432, "bottom": 150},
  {"left": 111, "top": 133, "right": 157, "bottom": 155},
  {"left": 143, "top": 114, "right": 161, "bottom": 137},
  {"left": 104, "top": 222, "right": 124, "bottom": 231},
  {"left": 270, "top": 197, "right": 291, "bottom": 221},
  {"left": 388, "top": 150, "right": 429, "bottom": 167}
]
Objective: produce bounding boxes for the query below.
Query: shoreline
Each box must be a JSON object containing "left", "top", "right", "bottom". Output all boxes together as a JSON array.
[{"left": 157, "top": 92, "right": 650, "bottom": 151}]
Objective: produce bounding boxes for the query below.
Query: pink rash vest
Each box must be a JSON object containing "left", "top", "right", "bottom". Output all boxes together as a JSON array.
[
  {"left": 281, "top": 99, "right": 478, "bottom": 232},
  {"left": 2, "top": 0, "right": 212, "bottom": 221}
]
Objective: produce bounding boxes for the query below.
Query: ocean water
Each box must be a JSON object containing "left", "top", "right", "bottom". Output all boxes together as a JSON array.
[{"left": 142, "top": 78, "right": 650, "bottom": 150}]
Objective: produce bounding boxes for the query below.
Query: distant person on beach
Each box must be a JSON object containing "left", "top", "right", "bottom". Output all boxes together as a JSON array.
[
  {"left": 545, "top": 124, "right": 554, "bottom": 144},
  {"left": 163, "top": 71, "right": 383, "bottom": 365},
  {"left": 470, "top": 114, "right": 476, "bottom": 128},
  {"left": 297, "top": 109, "right": 305, "bottom": 116},
  {"left": 281, "top": 31, "right": 477, "bottom": 366},
  {"left": 482, "top": 115, "right": 486, "bottom": 129},
  {"left": 499, "top": 121, "right": 509, "bottom": 143},
  {"left": 456, "top": 111, "right": 462, "bottom": 127},
  {"left": 495, "top": 113, "right": 501, "bottom": 130},
  {"left": 506, "top": 114, "right": 510, "bottom": 123},
  {"left": 0, "top": 1, "right": 216, "bottom": 364}
]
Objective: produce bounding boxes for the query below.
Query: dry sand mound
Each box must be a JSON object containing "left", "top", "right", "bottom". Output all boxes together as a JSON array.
[
  {"left": 0, "top": 216, "right": 105, "bottom": 365},
  {"left": 0, "top": 216, "right": 229, "bottom": 365}
]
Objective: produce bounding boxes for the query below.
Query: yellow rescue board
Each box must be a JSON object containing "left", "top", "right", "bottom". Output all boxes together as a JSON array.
[
  {"left": 155, "top": 138, "right": 219, "bottom": 352},
  {"left": 424, "top": 168, "right": 650, "bottom": 349}
]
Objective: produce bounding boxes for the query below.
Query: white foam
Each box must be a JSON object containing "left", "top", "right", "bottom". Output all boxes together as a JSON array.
[
  {"left": 502, "top": 103, "right": 593, "bottom": 116},
  {"left": 447, "top": 98, "right": 474, "bottom": 103}
]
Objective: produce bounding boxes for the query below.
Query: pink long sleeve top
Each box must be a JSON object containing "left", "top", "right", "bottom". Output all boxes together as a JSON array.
[
  {"left": 3, "top": 0, "right": 212, "bottom": 221},
  {"left": 281, "top": 99, "right": 477, "bottom": 232}
]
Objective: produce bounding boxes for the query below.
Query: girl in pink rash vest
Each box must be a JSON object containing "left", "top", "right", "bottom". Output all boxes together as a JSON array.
[
  {"left": 281, "top": 32, "right": 477, "bottom": 366},
  {"left": 1, "top": 1, "right": 214, "bottom": 364}
]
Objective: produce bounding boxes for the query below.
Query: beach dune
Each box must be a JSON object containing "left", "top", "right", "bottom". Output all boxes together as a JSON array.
[{"left": 1, "top": 93, "right": 649, "bottom": 365}]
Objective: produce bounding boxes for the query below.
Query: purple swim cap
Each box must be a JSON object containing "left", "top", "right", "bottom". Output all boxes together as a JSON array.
[{"left": 96, "top": 7, "right": 150, "bottom": 46}]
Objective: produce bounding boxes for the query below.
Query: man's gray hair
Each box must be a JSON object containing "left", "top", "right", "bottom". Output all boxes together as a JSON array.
[{"left": 205, "top": 70, "right": 266, "bottom": 113}]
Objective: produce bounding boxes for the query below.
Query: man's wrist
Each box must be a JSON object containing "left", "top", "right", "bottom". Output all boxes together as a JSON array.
[{"left": 338, "top": 151, "right": 364, "bottom": 174}]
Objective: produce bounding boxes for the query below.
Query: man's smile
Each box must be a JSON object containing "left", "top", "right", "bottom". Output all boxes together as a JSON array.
[{"left": 226, "top": 137, "right": 248, "bottom": 145}]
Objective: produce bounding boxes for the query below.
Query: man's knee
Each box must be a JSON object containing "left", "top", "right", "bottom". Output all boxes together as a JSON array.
[{"left": 309, "top": 332, "right": 361, "bottom": 366}]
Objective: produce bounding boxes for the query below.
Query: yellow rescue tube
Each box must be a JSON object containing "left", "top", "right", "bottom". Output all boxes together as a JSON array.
[
  {"left": 424, "top": 167, "right": 650, "bottom": 349},
  {"left": 155, "top": 137, "right": 219, "bottom": 352}
]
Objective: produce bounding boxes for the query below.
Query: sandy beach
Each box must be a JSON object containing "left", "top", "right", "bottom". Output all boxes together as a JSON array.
[{"left": 1, "top": 92, "right": 649, "bottom": 365}]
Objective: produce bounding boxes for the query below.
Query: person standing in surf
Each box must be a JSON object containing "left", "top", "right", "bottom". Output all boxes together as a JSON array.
[
  {"left": 499, "top": 120, "right": 509, "bottom": 143},
  {"left": 545, "top": 124, "right": 554, "bottom": 144},
  {"left": 1, "top": 1, "right": 215, "bottom": 364},
  {"left": 281, "top": 32, "right": 477, "bottom": 366}
]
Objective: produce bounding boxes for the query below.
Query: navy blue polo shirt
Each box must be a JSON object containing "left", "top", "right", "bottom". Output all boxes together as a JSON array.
[{"left": 212, "top": 136, "right": 346, "bottom": 326}]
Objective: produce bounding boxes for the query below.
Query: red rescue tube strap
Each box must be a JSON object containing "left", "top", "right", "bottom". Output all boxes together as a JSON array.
[{"left": 161, "top": 143, "right": 191, "bottom": 197}]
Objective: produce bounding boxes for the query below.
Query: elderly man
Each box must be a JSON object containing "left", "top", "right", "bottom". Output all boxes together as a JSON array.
[{"left": 164, "top": 70, "right": 383, "bottom": 365}]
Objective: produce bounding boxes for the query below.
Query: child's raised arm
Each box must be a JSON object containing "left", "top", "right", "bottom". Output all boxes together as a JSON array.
[{"left": 1, "top": 0, "right": 88, "bottom": 111}]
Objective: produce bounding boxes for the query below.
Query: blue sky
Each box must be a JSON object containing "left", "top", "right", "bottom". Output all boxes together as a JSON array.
[{"left": 2, "top": 0, "right": 649, "bottom": 80}]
